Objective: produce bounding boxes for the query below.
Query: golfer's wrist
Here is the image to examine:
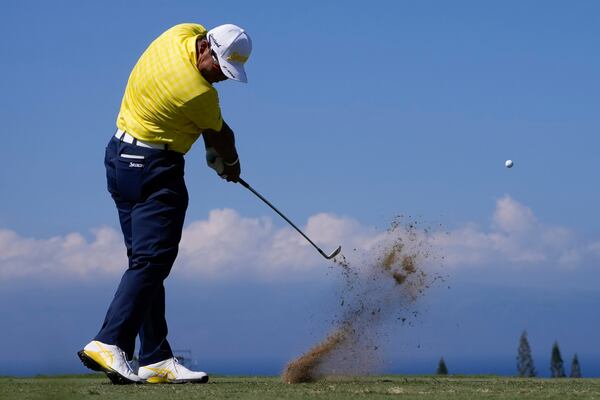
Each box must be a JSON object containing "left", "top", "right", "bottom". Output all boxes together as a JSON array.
[{"left": 224, "top": 157, "right": 239, "bottom": 166}]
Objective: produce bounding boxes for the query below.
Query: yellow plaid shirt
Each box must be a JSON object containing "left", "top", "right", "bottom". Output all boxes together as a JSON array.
[{"left": 116, "top": 23, "right": 223, "bottom": 154}]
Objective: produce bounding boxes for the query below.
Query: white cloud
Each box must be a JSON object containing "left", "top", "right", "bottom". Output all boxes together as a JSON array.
[
  {"left": 0, "top": 227, "right": 125, "bottom": 280},
  {"left": 492, "top": 195, "right": 537, "bottom": 234},
  {"left": 1, "top": 197, "right": 599, "bottom": 282},
  {"left": 177, "top": 209, "right": 376, "bottom": 280},
  {"left": 0, "top": 210, "right": 372, "bottom": 282},
  {"left": 433, "top": 195, "right": 597, "bottom": 268}
]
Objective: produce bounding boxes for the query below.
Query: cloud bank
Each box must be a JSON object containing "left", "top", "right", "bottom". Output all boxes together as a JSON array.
[
  {"left": 1, "top": 196, "right": 598, "bottom": 282},
  {"left": 432, "top": 196, "right": 599, "bottom": 269}
]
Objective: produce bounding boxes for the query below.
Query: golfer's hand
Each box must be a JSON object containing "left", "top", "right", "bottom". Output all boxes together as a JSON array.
[
  {"left": 221, "top": 158, "right": 241, "bottom": 182},
  {"left": 206, "top": 147, "right": 224, "bottom": 174}
]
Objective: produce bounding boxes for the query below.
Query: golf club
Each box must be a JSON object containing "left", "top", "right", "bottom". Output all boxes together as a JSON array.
[{"left": 238, "top": 178, "right": 342, "bottom": 260}]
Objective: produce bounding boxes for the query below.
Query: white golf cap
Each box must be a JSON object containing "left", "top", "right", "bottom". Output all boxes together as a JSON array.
[{"left": 207, "top": 24, "right": 252, "bottom": 83}]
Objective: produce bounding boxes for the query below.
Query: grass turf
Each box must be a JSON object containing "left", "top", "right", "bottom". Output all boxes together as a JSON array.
[{"left": 1, "top": 374, "right": 599, "bottom": 400}]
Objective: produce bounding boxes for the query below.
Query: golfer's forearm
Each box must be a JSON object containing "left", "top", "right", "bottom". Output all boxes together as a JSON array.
[{"left": 202, "top": 121, "right": 238, "bottom": 163}]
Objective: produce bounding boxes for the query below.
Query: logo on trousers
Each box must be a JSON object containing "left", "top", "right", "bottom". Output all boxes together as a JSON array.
[{"left": 129, "top": 162, "right": 143, "bottom": 168}]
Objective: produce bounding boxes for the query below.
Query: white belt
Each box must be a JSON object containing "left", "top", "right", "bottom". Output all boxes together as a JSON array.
[{"left": 115, "top": 129, "right": 167, "bottom": 150}]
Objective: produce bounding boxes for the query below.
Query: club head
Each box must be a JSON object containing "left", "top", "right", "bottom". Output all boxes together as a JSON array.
[{"left": 324, "top": 245, "right": 342, "bottom": 260}]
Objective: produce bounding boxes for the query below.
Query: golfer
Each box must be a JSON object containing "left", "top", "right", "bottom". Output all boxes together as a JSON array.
[{"left": 78, "top": 23, "right": 251, "bottom": 384}]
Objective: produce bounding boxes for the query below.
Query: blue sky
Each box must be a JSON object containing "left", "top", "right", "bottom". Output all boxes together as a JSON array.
[{"left": 1, "top": 0, "right": 599, "bottom": 377}]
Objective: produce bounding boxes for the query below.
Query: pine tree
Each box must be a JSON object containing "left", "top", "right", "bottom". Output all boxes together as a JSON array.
[
  {"left": 570, "top": 354, "right": 582, "bottom": 378},
  {"left": 516, "top": 330, "right": 536, "bottom": 377},
  {"left": 550, "top": 341, "right": 566, "bottom": 378},
  {"left": 437, "top": 357, "right": 448, "bottom": 375}
]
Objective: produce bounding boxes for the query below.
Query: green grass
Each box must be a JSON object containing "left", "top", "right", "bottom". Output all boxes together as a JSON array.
[{"left": 1, "top": 374, "right": 599, "bottom": 400}]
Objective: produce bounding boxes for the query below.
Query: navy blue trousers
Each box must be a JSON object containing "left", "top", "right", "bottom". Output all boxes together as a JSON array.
[{"left": 95, "top": 135, "right": 188, "bottom": 365}]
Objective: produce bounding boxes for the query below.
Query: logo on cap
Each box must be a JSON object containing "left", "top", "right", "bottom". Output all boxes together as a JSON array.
[
  {"left": 208, "top": 34, "right": 222, "bottom": 48},
  {"left": 227, "top": 52, "right": 249, "bottom": 63}
]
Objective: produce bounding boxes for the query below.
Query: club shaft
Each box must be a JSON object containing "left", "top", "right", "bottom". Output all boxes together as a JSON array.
[{"left": 238, "top": 178, "right": 326, "bottom": 256}]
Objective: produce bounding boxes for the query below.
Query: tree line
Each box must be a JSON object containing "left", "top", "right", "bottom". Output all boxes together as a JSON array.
[
  {"left": 436, "top": 330, "right": 582, "bottom": 377},
  {"left": 517, "top": 330, "right": 581, "bottom": 378}
]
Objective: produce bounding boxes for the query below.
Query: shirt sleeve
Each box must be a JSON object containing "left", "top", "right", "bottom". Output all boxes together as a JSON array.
[{"left": 182, "top": 89, "right": 224, "bottom": 132}]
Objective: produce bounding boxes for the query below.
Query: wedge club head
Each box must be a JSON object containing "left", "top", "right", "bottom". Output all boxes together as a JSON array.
[{"left": 321, "top": 245, "right": 342, "bottom": 260}]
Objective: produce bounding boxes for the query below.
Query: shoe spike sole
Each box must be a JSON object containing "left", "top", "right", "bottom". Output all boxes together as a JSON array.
[
  {"left": 78, "top": 350, "right": 140, "bottom": 385},
  {"left": 145, "top": 376, "right": 209, "bottom": 384}
]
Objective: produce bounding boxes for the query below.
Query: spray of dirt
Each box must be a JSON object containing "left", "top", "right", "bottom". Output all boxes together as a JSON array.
[
  {"left": 281, "top": 327, "right": 350, "bottom": 383},
  {"left": 282, "top": 216, "right": 446, "bottom": 383}
]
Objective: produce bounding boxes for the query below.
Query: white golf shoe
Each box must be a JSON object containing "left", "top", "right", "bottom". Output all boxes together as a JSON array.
[
  {"left": 138, "top": 357, "right": 209, "bottom": 384},
  {"left": 78, "top": 340, "right": 142, "bottom": 384}
]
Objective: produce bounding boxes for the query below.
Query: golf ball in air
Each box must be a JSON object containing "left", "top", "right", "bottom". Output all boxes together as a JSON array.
[{"left": 505, "top": 160, "right": 513, "bottom": 168}]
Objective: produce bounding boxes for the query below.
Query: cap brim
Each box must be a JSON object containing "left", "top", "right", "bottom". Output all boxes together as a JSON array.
[{"left": 216, "top": 55, "right": 248, "bottom": 83}]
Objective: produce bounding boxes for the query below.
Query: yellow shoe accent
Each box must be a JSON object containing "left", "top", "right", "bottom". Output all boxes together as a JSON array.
[
  {"left": 138, "top": 357, "right": 207, "bottom": 384},
  {"left": 143, "top": 366, "right": 176, "bottom": 383},
  {"left": 84, "top": 350, "right": 110, "bottom": 370},
  {"left": 83, "top": 341, "right": 117, "bottom": 370},
  {"left": 146, "top": 376, "right": 170, "bottom": 384}
]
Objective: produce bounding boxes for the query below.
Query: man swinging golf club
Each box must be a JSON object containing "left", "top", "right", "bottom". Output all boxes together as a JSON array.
[{"left": 78, "top": 23, "right": 251, "bottom": 384}]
